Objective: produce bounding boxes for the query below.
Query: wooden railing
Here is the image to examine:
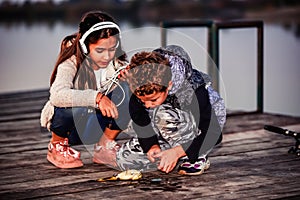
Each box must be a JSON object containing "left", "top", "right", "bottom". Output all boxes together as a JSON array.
[{"left": 160, "top": 20, "right": 264, "bottom": 113}]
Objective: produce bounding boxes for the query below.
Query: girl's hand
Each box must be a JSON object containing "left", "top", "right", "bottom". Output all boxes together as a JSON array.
[
  {"left": 147, "top": 145, "right": 161, "bottom": 163},
  {"left": 96, "top": 93, "right": 118, "bottom": 118},
  {"left": 153, "top": 145, "right": 186, "bottom": 173}
]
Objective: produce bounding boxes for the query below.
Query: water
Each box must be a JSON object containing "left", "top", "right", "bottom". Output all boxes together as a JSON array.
[{"left": 0, "top": 21, "right": 299, "bottom": 117}]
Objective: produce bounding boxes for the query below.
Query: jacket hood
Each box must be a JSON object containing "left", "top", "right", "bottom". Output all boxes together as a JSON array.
[{"left": 154, "top": 45, "right": 211, "bottom": 95}]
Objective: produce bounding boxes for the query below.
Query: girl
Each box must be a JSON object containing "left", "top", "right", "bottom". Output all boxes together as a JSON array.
[{"left": 40, "top": 11, "right": 130, "bottom": 169}]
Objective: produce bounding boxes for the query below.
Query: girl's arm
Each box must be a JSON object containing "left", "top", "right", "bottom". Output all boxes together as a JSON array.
[{"left": 50, "top": 57, "right": 98, "bottom": 108}]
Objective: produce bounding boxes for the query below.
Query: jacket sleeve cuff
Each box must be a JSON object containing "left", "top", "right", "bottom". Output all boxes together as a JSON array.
[{"left": 138, "top": 135, "right": 159, "bottom": 153}]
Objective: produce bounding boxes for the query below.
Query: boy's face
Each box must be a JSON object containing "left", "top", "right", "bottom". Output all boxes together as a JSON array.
[{"left": 136, "top": 81, "right": 172, "bottom": 109}]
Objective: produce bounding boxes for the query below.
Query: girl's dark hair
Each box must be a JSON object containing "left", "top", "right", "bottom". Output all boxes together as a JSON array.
[{"left": 50, "top": 11, "right": 127, "bottom": 89}]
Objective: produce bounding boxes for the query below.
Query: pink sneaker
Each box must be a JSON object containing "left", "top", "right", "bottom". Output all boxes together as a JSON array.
[
  {"left": 47, "top": 138, "right": 83, "bottom": 169},
  {"left": 93, "top": 141, "right": 120, "bottom": 167}
]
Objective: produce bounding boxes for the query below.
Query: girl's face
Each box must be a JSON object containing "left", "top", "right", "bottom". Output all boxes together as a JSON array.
[
  {"left": 89, "top": 36, "right": 118, "bottom": 70},
  {"left": 136, "top": 82, "right": 172, "bottom": 109}
]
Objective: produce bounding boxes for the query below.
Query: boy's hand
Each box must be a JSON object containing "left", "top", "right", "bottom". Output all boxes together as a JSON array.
[
  {"left": 118, "top": 66, "right": 130, "bottom": 81},
  {"left": 147, "top": 145, "right": 161, "bottom": 163},
  {"left": 153, "top": 145, "right": 186, "bottom": 173}
]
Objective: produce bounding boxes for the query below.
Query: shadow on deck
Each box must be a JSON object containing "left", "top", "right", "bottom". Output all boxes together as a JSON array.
[{"left": 0, "top": 89, "right": 299, "bottom": 199}]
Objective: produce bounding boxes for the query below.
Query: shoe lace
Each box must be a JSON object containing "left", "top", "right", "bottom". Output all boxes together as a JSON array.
[
  {"left": 181, "top": 158, "right": 206, "bottom": 168},
  {"left": 95, "top": 140, "right": 119, "bottom": 151},
  {"left": 106, "top": 140, "right": 118, "bottom": 149},
  {"left": 53, "top": 139, "right": 80, "bottom": 159}
]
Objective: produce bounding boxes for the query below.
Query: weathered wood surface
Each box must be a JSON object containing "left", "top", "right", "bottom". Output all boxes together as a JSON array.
[{"left": 0, "top": 89, "right": 300, "bottom": 200}]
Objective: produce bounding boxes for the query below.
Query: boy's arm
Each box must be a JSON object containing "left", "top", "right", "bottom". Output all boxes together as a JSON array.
[
  {"left": 129, "top": 95, "right": 159, "bottom": 152},
  {"left": 182, "top": 85, "right": 221, "bottom": 161}
]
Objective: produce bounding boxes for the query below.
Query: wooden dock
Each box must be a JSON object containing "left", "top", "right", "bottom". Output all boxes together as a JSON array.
[{"left": 0, "top": 89, "right": 300, "bottom": 199}]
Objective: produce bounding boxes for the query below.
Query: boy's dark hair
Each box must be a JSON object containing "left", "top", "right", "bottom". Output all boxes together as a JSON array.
[{"left": 127, "top": 51, "right": 172, "bottom": 96}]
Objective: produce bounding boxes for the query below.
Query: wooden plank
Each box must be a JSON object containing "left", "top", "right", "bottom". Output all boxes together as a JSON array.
[
  {"left": 0, "top": 100, "right": 46, "bottom": 116},
  {"left": 0, "top": 97, "right": 46, "bottom": 107},
  {"left": 0, "top": 126, "right": 299, "bottom": 199},
  {"left": 0, "top": 112, "right": 41, "bottom": 122},
  {"left": 2, "top": 154, "right": 298, "bottom": 199},
  {"left": 223, "top": 113, "right": 300, "bottom": 134},
  {"left": 0, "top": 119, "right": 42, "bottom": 131},
  {"left": 0, "top": 89, "right": 49, "bottom": 102}
]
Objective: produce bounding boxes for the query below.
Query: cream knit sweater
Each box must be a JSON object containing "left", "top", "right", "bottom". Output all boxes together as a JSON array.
[{"left": 40, "top": 55, "right": 100, "bottom": 130}]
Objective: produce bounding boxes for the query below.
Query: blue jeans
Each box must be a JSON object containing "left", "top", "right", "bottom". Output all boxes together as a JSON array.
[{"left": 50, "top": 81, "right": 131, "bottom": 145}]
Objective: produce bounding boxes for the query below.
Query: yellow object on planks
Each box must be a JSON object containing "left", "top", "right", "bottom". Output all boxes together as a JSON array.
[{"left": 97, "top": 169, "right": 142, "bottom": 181}]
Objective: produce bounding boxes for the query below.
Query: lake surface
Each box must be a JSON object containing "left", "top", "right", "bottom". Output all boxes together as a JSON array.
[{"left": 0, "top": 21, "right": 299, "bottom": 117}]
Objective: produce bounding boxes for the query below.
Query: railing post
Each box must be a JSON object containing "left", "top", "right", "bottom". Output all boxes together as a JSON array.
[
  {"left": 160, "top": 20, "right": 264, "bottom": 113},
  {"left": 214, "top": 20, "right": 264, "bottom": 113},
  {"left": 257, "top": 21, "right": 264, "bottom": 113},
  {"left": 160, "top": 21, "right": 167, "bottom": 48},
  {"left": 209, "top": 23, "right": 219, "bottom": 91}
]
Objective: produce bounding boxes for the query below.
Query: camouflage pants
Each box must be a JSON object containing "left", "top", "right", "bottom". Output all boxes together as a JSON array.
[{"left": 116, "top": 104, "right": 210, "bottom": 172}]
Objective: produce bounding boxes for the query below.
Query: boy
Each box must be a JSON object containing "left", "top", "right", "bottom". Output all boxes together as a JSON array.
[{"left": 116, "top": 45, "right": 225, "bottom": 175}]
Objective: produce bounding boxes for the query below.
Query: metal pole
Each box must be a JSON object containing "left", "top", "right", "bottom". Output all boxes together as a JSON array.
[{"left": 257, "top": 21, "right": 264, "bottom": 113}]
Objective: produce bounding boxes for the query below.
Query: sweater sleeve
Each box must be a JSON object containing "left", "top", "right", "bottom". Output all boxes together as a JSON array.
[
  {"left": 129, "top": 95, "right": 159, "bottom": 153},
  {"left": 49, "top": 56, "right": 98, "bottom": 108},
  {"left": 182, "top": 85, "right": 221, "bottom": 161}
]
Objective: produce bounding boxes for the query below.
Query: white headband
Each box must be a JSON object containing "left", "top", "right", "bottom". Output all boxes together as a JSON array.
[{"left": 79, "top": 21, "right": 121, "bottom": 54}]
